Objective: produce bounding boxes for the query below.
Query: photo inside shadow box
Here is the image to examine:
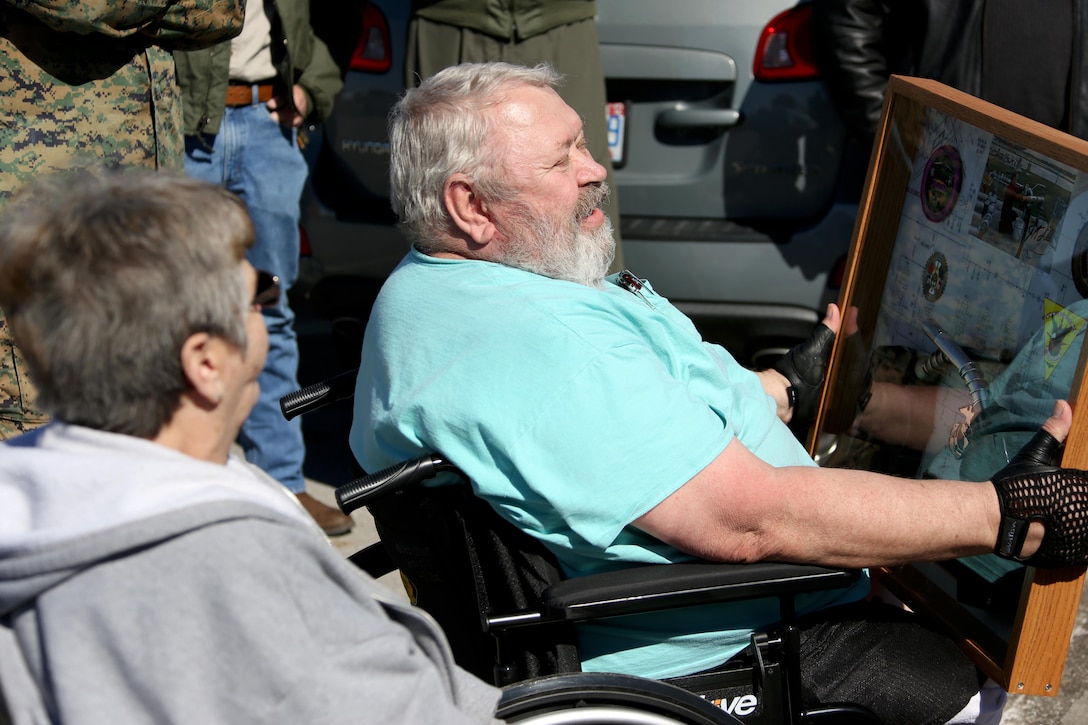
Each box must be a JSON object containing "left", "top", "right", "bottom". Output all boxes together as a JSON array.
[{"left": 810, "top": 75, "right": 1088, "bottom": 696}]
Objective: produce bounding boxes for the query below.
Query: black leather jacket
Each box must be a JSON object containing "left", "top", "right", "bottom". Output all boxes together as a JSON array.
[{"left": 811, "top": 0, "right": 1088, "bottom": 147}]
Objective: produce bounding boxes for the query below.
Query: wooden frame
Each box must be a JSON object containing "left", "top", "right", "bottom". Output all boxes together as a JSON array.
[{"left": 810, "top": 76, "right": 1088, "bottom": 696}]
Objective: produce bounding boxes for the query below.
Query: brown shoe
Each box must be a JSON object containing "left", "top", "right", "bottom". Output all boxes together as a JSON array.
[{"left": 296, "top": 492, "right": 354, "bottom": 537}]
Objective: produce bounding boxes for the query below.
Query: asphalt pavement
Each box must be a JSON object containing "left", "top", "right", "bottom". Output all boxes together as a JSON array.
[{"left": 293, "top": 296, "right": 1088, "bottom": 723}]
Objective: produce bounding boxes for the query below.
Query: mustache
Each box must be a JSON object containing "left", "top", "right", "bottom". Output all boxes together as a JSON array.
[{"left": 575, "top": 182, "right": 611, "bottom": 219}]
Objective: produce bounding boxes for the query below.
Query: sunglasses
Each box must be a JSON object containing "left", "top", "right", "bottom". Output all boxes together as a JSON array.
[{"left": 253, "top": 269, "right": 281, "bottom": 309}]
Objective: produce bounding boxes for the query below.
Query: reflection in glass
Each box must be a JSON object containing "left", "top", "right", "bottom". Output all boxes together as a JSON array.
[{"left": 818, "top": 101, "right": 1088, "bottom": 668}]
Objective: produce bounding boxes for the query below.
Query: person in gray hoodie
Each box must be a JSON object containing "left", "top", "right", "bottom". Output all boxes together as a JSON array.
[{"left": 0, "top": 170, "right": 502, "bottom": 724}]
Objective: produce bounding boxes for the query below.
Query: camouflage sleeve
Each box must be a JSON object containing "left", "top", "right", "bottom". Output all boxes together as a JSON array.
[
  {"left": 7, "top": 0, "right": 242, "bottom": 46},
  {"left": 140, "top": 0, "right": 244, "bottom": 48}
]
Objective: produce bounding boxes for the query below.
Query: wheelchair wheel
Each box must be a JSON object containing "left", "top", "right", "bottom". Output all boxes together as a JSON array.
[{"left": 497, "top": 673, "right": 740, "bottom": 725}]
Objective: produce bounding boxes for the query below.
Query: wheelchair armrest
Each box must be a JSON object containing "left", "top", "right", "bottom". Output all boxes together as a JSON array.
[{"left": 539, "top": 561, "right": 862, "bottom": 622}]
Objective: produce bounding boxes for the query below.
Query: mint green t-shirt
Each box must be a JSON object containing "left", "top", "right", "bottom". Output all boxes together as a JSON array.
[{"left": 351, "top": 250, "right": 869, "bottom": 679}]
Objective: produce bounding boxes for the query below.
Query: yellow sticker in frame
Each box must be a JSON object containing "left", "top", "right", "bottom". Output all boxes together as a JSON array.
[{"left": 1043, "top": 298, "right": 1087, "bottom": 380}]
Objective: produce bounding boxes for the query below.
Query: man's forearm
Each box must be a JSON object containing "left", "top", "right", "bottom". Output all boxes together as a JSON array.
[
  {"left": 753, "top": 464, "right": 1009, "bottom": 567},
  {"left": 635, "top": 432, "right": 1033, "bottom": 569}
]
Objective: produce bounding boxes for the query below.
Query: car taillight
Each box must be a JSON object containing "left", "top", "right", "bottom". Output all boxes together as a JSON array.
[
  {"left": 753, "top": 5, "right": 819, "bottom": 82},
  {"left": 350, "top": 3, "right": 392, "bottom": 73}
]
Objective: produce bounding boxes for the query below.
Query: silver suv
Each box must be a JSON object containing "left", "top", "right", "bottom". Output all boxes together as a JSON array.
[{"left": 300, "top": 0, "right": 864, "bottom": 368}]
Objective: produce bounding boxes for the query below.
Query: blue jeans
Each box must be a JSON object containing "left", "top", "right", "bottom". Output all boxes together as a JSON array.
[{"left": 185, "top": 103, "right": 309, "bottom": 493}]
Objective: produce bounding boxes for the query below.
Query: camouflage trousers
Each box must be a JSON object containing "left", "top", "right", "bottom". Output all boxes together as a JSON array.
[{"left": 0, "top": 308, "right": 48, "bottom": 439}]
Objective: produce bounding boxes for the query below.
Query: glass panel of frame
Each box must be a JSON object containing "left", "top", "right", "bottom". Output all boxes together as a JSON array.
[{"left": 811, "top": 76, "right": 1088, "bottom": 696}]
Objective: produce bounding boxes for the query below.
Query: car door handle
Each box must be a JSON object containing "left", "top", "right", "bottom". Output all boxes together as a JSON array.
[{"left": 656, "top": 106, "right": 742, "bottom": 130}]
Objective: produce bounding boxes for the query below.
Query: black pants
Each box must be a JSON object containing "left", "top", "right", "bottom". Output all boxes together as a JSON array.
[{"left": 795, "top": 600, "right": 983, "bottom": 725}]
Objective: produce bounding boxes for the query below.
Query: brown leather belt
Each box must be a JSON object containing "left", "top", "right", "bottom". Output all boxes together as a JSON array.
[{"left": 225, "top": 83, "right": 275, "bottom": 107}]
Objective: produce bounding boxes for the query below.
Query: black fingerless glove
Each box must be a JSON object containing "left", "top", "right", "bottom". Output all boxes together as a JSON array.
[
  {"left": 991, "top": 429, "right": 1088, "bottom": 567},
  {"left": 773, "top": 324, "right": 835, "bottom": 425}
]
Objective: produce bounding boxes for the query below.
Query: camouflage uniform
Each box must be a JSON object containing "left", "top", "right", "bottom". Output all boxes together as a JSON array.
[{"left": 0, "top": 0, "right": 243, "bottom": 439}]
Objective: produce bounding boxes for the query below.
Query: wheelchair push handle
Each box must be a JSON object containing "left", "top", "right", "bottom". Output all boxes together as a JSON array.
[
  {"left": 280, "top": 367, "right": 359, "bottom": 420},
  {"left": 336, "top": 454, "right": 465, "bottom": 514}
]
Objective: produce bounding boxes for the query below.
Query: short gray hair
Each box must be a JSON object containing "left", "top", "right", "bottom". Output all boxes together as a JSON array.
[
  {"left": 389, "top": 61, "right": 563, "bottom": 252},
  {"left": 0, "top": 169, "right": 254, "bottom": 437}
]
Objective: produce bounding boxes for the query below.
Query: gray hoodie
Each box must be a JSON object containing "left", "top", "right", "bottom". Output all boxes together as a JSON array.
[{"left": 0, "top": 423, "right": 502, "bottom": 724}]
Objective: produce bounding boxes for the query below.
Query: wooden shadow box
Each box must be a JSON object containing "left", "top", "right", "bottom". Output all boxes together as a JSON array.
[{"left": 811, "top": 76, "right": 1088, "bottom": 696}]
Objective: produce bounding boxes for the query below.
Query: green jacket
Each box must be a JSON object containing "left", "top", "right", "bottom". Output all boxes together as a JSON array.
[
  {"left": 411, "top": 0, "right": 596, "bottom": 41},
  {"left": 175, "top": 0, "right": 343, "bottom": 136}
]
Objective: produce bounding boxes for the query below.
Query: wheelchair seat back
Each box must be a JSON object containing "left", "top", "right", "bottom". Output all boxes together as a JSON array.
[{"left": 366, "top": 481, "right": 580, "bottom": 684}]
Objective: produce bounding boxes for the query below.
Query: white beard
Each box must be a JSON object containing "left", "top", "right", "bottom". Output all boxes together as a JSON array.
[{"left": 495, "top": 183, "right": 616, "bottom": 288}]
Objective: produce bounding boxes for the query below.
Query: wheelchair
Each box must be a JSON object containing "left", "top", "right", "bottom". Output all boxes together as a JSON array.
[{"left": 282, "top": 372, "right": 879, "bottom": 724}]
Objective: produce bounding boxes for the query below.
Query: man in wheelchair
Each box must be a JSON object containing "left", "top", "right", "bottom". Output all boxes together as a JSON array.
[{"left": 350, "top": 62, "right": 1088, "bottom": 724}]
